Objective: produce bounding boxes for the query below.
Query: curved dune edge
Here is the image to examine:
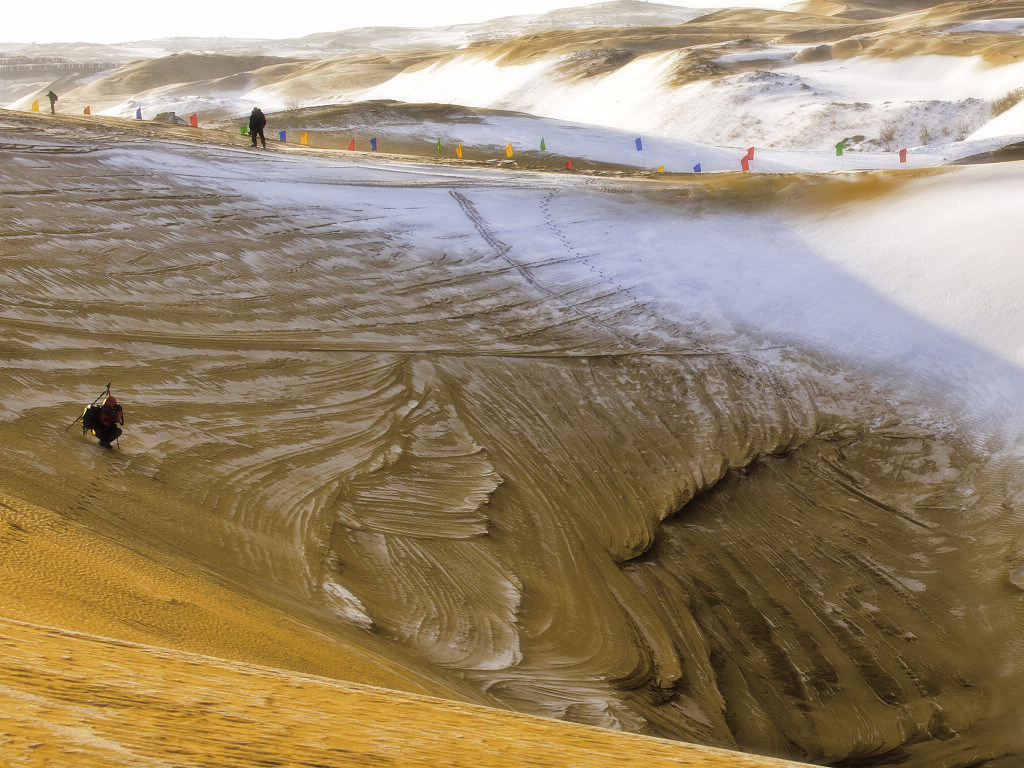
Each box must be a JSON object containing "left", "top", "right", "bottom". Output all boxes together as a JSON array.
[{"left": 0, "top": 615, "right": 810, "bottom": 768}]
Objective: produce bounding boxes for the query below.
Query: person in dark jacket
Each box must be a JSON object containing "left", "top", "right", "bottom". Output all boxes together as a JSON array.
[
  {"left": 83, "top": 394, "right": 124, "bottom": 448},
  {"left": 47, "top": 90, "right": 58, "bottom": 114},
  {"left": 249, "top": 107, "right": 267, "bottom": 148}
]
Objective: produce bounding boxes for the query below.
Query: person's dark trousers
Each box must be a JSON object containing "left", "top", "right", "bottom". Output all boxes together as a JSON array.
[
  {"left": 96, "top": 425, "right": 122, "bottom": 446},
  {"left": 252, "top": 128, "right": 266, "bottom": 148}
]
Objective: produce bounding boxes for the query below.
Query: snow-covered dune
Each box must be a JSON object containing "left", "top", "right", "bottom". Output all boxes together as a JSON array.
[{"left": 6, "top": 0, "right": 1024, "bottom": 158}]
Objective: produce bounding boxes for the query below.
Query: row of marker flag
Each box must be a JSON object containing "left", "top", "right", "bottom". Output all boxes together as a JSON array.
[
  {"left": 33, "top": 101, "right": 199, "bottom": 125},
  {"left": 39, "top": 101, "right": 916, "bottom": 169}
]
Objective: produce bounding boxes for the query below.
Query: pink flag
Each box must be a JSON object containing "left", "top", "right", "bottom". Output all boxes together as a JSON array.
[
  {"left": 188, "top": 113, "right": 198, "bottom": 127},
  {"left": 899, "top": 148, "right": 908, "bottom": 163}
]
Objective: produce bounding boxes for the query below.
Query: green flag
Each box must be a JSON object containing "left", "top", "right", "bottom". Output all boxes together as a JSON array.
[
  {"left": 540, "top": 137, "right": 546, "bottom": 151},
  {"left": 835, "top": 140, "right": 844, "bottom": 156},
  {"left": 436, "top": 138, "right": 442, "bottom": 153}
]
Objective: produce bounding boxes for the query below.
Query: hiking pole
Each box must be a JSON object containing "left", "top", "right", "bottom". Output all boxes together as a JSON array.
[{"left": 64, "top": 382, "right": 111, "bottom": 432}]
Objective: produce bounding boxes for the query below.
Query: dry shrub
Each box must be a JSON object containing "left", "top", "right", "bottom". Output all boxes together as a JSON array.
[
  {"left": 992, "top": 87, "right": 1024, "bottom": 117},
  {"left": 879, "top": 119, "right": 897, "bottom": 149}
]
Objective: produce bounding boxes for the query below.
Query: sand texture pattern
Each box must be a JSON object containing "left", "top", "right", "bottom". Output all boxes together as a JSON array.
[{"left": 1, "top": 111, "right": 1022, "bottom": 766}]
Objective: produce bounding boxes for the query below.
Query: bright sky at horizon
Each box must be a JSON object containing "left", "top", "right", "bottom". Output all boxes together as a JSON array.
[{"left": 7, "top": 0, "right": 792, "bottom": 44}]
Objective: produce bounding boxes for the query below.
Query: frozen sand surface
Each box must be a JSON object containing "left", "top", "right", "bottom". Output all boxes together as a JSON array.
[{"left": 2, "top": 111, "right": 1023, "bottom": 765}]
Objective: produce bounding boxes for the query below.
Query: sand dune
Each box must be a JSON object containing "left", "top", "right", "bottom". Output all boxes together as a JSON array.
[
  {"left": 2, "top": 107, "right": 1022, "bottom": 766},
  {"left": 10, "top": 0, "right": 1024, "bottom": 152}
]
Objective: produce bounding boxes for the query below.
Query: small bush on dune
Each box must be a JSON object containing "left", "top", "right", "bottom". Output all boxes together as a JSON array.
[
  {"left": 991, "top": 87, "right": 1024, "bottom": 117},
  {"left": 879, "top": 119, "right": 897, "bottom": 149}
]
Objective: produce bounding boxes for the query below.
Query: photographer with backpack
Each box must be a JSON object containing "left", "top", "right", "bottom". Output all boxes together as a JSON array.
[{"left": 70, "top": 384, "right": 126, "bottom": 449}]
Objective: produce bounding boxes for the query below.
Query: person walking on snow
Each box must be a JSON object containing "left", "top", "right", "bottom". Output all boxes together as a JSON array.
[
  {"left": 47, "top": 90, "right": 58, "bottom": 114},
  {"left": 249, "top": 106, "right": 267, "bottom": 148}
]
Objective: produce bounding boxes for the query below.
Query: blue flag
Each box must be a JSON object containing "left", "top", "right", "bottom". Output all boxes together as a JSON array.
[
  {"left": 693, "top": 163, "right": 701, "bottom": 173},
  {"left": 279, "top": 131, "right": 286, "bottom": 142},
  {"left": 370, "top": 138, "right": 377, "bottom": 152},
  {"left": 635, "top": 138, "right": 643, "bottom": 152},
  {"left": 135, "top": 107, "right": 142, "bottom": 120}
]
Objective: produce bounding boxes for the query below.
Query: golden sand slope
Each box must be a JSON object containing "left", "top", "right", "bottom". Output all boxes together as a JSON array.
[
  {"left": 0, "top": 617, "right": 811, "bottom": 768},
  {"left": 0, "top": 490, "right": 472, "bottom": 701}
]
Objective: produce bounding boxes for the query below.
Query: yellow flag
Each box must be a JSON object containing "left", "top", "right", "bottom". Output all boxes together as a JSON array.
[
  {"left": 455, "top": 144, "right": 463, "bottom": 159},
  {"left": 656, "top": 165, "right": 664, "bottom": 172},
  {"left": 31, "top": 100, "right": 39, "bottom": 112},
  {"left": 300, "top": 131, "right": 308, "bottom": 145},
  {"left": 505, "top": 143, "right": 513, "bottom": 158}
]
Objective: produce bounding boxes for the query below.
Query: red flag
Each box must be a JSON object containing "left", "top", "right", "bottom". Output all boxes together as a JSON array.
[
  {"left": 564, "top": 160, "right": 573, "bottom": 170},
  {"left": 83, "top": 106, "right": 91, "bottom": 115},
  {"left": 745, "top": 147, "right": 755, "bottom": 161},
  {"left": 188, "top": 113, "right": 198, "bottom": 127},
  {"left": 741, "top": 156, "right": 750, "bottom": 171},
  {"left": 899, "top": 148, "right": 908, "bottom": 163},
  {"left": 347, "top": 139, "right": 355, "bottom": 151}
]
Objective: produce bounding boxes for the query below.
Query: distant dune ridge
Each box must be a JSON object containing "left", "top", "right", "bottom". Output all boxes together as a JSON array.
[
  {"left": 2, "top": 1, "right": 1024, "bottom": 767},
  {"left": 4, "top": 0, "right": 1024, "bottom": 152}
]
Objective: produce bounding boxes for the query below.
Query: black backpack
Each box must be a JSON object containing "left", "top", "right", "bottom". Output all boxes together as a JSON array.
[{"left": 81, "top": 405, "right": 101, "bottom": 433}]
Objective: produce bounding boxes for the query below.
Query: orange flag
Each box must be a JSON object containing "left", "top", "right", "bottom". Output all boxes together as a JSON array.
[
  {"left": 347, "top": 138, "right": 354, "bottom": 150},
  {"left": 188, "top": 114, "right": 198, "bottom": 127},
  {"left": 31, "top": 100, "right": 39, "bottom": 112},
  {"left": 455, "top": 144, "right": 463, "bottom": 159},
  {"left": 300, "top": 131, "right": 309, "bottom": 145},
  {"left": 741, "top": 156, "right": 750, "bottom": 171},
  {"left": 564, "top": 160, "right": 573, "bottom": 170},
  {"left": 656, "top": 165, "right": 664, "bottom": 173},
  {"left": 84, "top": 106, "right": 91, "bottom": 115},
  {"left": 505, "top": 143, "right": 513, "bottom": 158}
]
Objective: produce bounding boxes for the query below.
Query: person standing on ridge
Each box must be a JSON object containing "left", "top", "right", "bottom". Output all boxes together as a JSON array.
[
  {"left": 249, "top": 106, "right": 267, "bottom": 148},
  {"left": 47, "top": 90, "right": 58, "bottom": 114}
]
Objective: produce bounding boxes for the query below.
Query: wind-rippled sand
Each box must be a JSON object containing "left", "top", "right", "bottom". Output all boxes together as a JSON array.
[{"left": 1, "top": 112, "right": 1022, "bottom": 766}]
